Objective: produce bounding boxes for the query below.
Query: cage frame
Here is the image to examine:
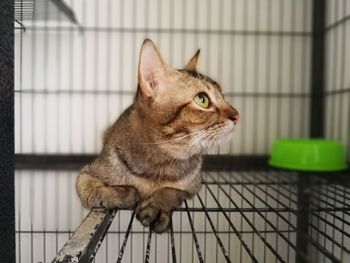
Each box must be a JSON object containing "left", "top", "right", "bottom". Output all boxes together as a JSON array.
[
  {"left": 1, "top": 0, "right": 350, "bottom": 262},
  {"left": 0, "top": 0, "right": 15, "bottom": 262}
]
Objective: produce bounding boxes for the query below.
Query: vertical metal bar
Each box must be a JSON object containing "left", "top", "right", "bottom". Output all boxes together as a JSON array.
[
  {"left": 310, "top": 0, "right": 326, "bottom": 137},
  {"left": 204, "top": 181, "right": 207, "bottom": 261},
  {"left": 93, "top": 0, "right": 99, "bottom": 151},
  {"left": 330, "top": 0, "right": 338, "bottom": 141},
  {"left": 228, "top": 177, "right": 232, "bottom": 259},
  {"left": 336, "top": 0, "right": 345, "bottom": 141},
  {"left": 116, "top": 211, "right": 135, "bottom": 263},
  {"left": 276, "top": 1, "right": 284, "bottom": 140},
  {"left": 217, "top": 0, "right": 224, "bottom": 154},
  {"left": 184, "top": 201, "right": 204, "bottom": 263},
  {"left": 80, "top": 1, "right": 86, "bottom": 153},
  {"left": 239, "top": 175, "right": 243, "bottom": 263},
  {"left": 216, "top": 182, "right": 219, "bottom": 262},
  {"left": 167, "top": 228, "right": 170, "bottom": 263},
  {"left": 252, "top": 0, "right": 260, "bottom": 154},
  {"left": 118, "top": 0, "right": 124, "bottom": 127},
  {"left": 286, "top": 175, "right": 293, "bottom": 263},
  {"left": 228, "top": 0, "right": 235, "bottom": 153},
  {"left": 106, "top": 0, "right": 112, "bottom": 124},
  {"left": 43, "top": 0, "right": 48, "bottom": 154},
  {"left": 55, "top": 0, "right": 61, "bottom": 153},
  {"left": 196, "top": 195, "right": 231, "bottom": 263},
  {"left": 0, "top": 0, "right": 15, "bottom": 261},
  {"left": 18, "top": 171, "right": 22, "bottom": 263},
  {"left": 18, "top": 0, "right": 23, "bottom": 261},
  {"left": 296, "top": 173, "right": 311, "bottom": 263},
  {"left": 323, "top": 183, "right": 329, "bottom": 263},
  {"left": 30, "top": 0, "right": 36, "bottom": 154},
  {"left": 106, "top": 234, "right": 109, "bottom": 263},
  {"left": 169, "top": 218, "right": 177, "bottom": 263},
  {"left": 263, "top": 176, "right": 268, "bottom": 263},
  {"left": 240, "top": 0, "right": 247, "bottom": 154},
  {"left": 288, "top": 0, "right": 296, "bottom": 140},
  {"left": 300, "top": 0, "right": 308, "bottom": 137},
  {"left": 264, "top": 0, "right": 272, "bottom": 152},
  {"left": 144, "top": 228, "right": 152, "bottom": 263},
  {"left": 341, "top": 181, "right": 347, "bottom": 257},
  {"left": 68, "top": 0, "right": 74, "bottom": 154},
  {"left": 43, "top": 2, "right": 49, "bottom": 261}
]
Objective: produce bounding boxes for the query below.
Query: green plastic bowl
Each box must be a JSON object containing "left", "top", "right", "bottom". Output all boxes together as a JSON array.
[{"left": 269, "top": 139, "right": 348, "bottom": 172}]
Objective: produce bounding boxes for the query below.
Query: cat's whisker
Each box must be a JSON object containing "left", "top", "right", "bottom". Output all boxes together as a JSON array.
[
  {"left": 181, "top": 130, "right": 209, "bottom": 156},
  {"left": 170, "top": 131, "right": 205, "bottom": 162},
  {"left": 167, "top": 130, "right": 208, "bottom": 171},
  {"left": 177, "top": 131, "right": 206, "bottom": 158}
]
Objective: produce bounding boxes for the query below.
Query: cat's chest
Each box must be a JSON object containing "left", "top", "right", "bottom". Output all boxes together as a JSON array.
[
  {"left": 130, "top": 166, "right": 201, "bottom": 198},
  {"left": 140, "top": 162, "right": 194, "bottom": 181},
  {"left": 113, "top": 148, "right": 202, "bottom": 196},
  {"left": 119, "top": 148, "right": 201, "bottom": 181}
]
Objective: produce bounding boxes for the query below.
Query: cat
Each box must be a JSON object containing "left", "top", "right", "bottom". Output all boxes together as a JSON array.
[{"left": 76, "top": 39, "right": 239, "bottom": 233}]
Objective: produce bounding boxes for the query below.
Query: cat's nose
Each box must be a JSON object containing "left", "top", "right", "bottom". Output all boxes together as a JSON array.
[{"left": 227, "top": 107, "right": 239, "bottom": 125}]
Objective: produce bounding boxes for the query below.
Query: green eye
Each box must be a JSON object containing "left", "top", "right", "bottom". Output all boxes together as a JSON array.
[{"left": 194, "top": 93, "right": 210, "bottom": 108}]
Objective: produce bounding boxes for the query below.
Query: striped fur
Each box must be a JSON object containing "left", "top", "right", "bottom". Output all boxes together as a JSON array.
[{"left": 76, "top": 39, "right": 239, "bottom": 232}]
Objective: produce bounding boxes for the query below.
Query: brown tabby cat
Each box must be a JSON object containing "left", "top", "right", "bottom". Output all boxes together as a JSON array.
[{"left": 76, "top": 39, "right": 239, "bottom": 233}]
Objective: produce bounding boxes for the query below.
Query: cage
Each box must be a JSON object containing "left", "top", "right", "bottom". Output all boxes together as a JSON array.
[{"left": 0, "top": 0, "right": 349, "bottom": 262}]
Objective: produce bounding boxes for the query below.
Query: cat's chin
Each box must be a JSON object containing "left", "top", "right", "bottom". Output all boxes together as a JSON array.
[{"left": 201, "top": 122, "right": 235, "bottom": 151}]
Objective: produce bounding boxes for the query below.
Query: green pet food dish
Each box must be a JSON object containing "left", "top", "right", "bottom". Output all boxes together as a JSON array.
[{"left": 269, "top": 139, "right": 348, "bottom": 172}]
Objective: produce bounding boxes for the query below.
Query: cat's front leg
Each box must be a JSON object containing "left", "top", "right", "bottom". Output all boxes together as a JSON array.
[
  {"left": 76, "top": 166, "right": 140, "bottom": 209},
  {"left": 135, "top": 187, "right": 191, "bottom": 233}
]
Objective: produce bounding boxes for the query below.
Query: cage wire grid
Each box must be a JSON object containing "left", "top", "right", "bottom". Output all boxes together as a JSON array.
[
  {"left": 46, "top": 170, "right": 350, "bottom": 263},
  {"left": 8, "top": 0, "right": 350, "bottom": 262},
  {"left": 12, "top": 171, "right": 350, "bottom": 263}
]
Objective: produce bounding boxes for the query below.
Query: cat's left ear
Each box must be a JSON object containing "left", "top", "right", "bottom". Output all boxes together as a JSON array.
[
  {"left": 138, "top": 39, "right": 169, "bottom": 98},
  {"left": 184, "top": 49, "right": 200, "bottom": 72}
]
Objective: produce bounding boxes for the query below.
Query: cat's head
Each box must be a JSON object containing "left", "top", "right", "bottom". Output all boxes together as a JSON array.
[{"left": 134, "top": 39, "right": 239, "bottom": 158}]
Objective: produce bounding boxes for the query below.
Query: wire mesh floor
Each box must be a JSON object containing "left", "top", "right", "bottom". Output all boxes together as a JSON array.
[{"left": 47, "top": 170, "right": 350, "bottom": 263}]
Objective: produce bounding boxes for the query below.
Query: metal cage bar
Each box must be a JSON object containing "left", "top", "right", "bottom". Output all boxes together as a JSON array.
[
  {"left": 310, "top": 0, "right": 326, "bottom": 137},
  {"left": 0, "top": 0, "right": 15, "bottom": 261}
]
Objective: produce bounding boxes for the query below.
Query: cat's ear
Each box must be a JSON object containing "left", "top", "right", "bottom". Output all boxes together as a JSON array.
[
  {"left": 184, "top": 49, "right": 200, "bottom": 72},
  {"left": 138, "top": 39, "right": 168, "bottom": 98}
]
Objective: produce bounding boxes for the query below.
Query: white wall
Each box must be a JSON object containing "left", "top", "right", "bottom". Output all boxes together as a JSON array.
[{"left": 15, "top": 0, "right": 313, "bottom": 156}]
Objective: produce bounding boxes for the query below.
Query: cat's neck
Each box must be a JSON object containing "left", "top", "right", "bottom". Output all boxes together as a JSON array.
[{"left": 106, "top": 106, "right": 202, "bottom": 180}]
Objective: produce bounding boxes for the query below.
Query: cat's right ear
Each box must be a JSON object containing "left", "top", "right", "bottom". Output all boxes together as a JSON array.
[
  {"left": 138, "top": 39, "right": 168, "bottom": 98},
  {"left": 184, "top": 49, "right": 200, "bottom": 72}
]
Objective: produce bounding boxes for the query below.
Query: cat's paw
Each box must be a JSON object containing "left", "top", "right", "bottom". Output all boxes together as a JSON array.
[
  {"left": 152, "top": 211, "right": 171, "bottom": 233},
  {"left": 135, "top": 197, "right": 160, "bottom": 226},
  {"left": 135, "top": 197, "right": 171, "bottom": 233}
]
